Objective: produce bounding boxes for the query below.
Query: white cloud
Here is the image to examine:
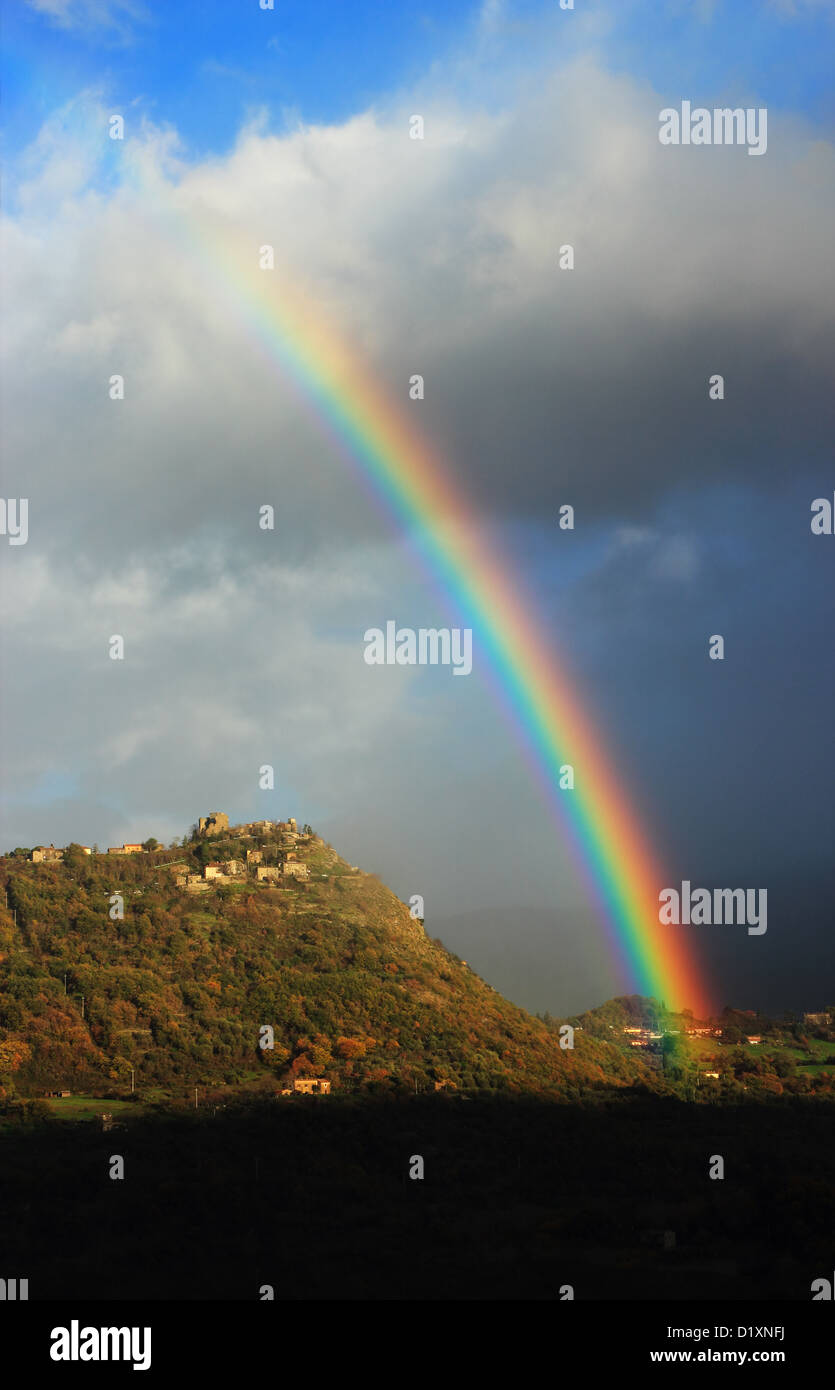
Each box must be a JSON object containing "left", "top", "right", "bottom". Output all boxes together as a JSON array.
[
  {"left": 765, "top": 0, "right": 835, "bottom": 15},
  {"left": 6, "top": 63, "right": 832, "bottom": 550},
  {"left": 478, "top": 0, "right": 506, "bottom": 35},
  {"left": 24, "top": 0, "right": 146, "bottom": 36}
]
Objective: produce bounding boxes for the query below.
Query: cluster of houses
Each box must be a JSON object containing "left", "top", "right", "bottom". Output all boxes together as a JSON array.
[
  {"left": 197, "top": 812, "right": 280, "bottom": 839},
  {"left": 31, "top": 842, "right": 145, "bottom": 861},
  {"left": 621, "top": 1022, "right": 743, "bottom": 1053},
  {"left": 28, "top": 813, "right": 313, "bottom": 892},
  {"left": 622, "top": 1026, "right": 666, "bottom": 1049},
  {"left": 623, "top": 1023, "right": 764, "bottom": 1050},
  {"left": 31, "top": 844, "right": 91, "bottom": 862},
  {"left": 174, "top": 813, "right": 312, "bottom": 893},
  {"left": 28, "top": 815, "right": 313, "bottom": 887},
  {"left": 173, "top": 851, "right": 310, "bottom": 893}
]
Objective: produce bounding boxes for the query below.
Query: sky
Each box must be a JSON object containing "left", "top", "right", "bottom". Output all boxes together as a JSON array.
[{"left": 1, "top": 0, "right": 833, "bottom": 1017}]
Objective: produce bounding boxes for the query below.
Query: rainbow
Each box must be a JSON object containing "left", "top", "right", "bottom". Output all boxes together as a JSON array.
[{"left": 135, "top": 173, "right": 711, "bottom": 1016}]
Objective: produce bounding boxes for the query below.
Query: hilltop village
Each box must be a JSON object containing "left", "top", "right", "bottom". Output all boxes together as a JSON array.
[
  {"left": 5, "top": 821, "right": 833, "bottom": 1110},
  {"left": 175, "top": 812, "right": 314, "bottom": 892},
  {"left": 25, "top": 812, "right": 316, "bottom": 891}
]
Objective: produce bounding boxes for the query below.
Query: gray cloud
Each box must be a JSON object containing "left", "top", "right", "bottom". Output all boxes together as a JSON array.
[{"left": 4, "top": 66, "right": 833, "bottom": 569}]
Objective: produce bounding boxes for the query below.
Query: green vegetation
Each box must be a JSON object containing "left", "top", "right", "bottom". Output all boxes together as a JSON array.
[
  {"left": 0, "top": 826, "right": 659, "bottom": 1107},
  {"left": 41, "top": 1093, "right": 138, "bottom": 1121},
  {"left": 541, "top": 997, "right": 835, "bottom": 1102},
  {"left": 2, "top": 823, "right": 832, "bottom": 1115}
]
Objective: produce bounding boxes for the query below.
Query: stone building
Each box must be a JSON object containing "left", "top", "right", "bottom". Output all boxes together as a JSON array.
[
  {"left": 198, "top": 812, "right": 230, "bottom": 837},
  {"left": 282, "top": 862, "right": 310, "bottom": 881},
  {"left": 31, "top": 845, "right": 63, "bottom": 863},
  {"left": 292, "top": 1078, "right": 330, "bottom": 1095},
  {"left": 256, "top": 865, "right": 282, "bottom": 883},
  {"left": 234, "top": 819, "right": 272, "bottom": 836}
]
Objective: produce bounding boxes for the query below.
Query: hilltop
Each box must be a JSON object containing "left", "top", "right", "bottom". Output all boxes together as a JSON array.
[{"left": 0, "top": 816, "right": 657, "bottom": 1104}]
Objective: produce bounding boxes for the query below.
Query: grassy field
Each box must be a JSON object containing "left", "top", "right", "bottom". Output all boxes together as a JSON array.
[
  {"left": 684, "top": 1034, "right": 835, "bottom": 1074},
  {"left": 39, "top": 1094, "right": 140, "bottom": 1121}
]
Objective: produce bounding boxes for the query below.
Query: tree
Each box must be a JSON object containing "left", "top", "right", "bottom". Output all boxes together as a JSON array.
[
  {"left": 108, "top": 1055, "right": 134, "bottom": 1083},
  {"left": 0, "top": 1037, "right": 32, "bottom": 1076},
  {"left": 142, "top": 838, "right": 160, "bottom": 852},
  {"left": 63, "top": 843, "right": 87, "bottom": 874},
  {"left": 661, "top": 1033, "right": 683, "bottom": 1075}
]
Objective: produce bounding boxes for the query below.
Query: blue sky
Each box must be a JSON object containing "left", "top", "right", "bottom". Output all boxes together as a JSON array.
[
  {"left": 5, "top": 0, "right": 833, "bottom": 166},
  {"left": 5, "top": 0, "right": 478, "bottom": 157}
]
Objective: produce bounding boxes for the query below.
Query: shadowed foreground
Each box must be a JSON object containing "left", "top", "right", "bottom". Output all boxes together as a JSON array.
[{"left": 2, "top": 1093, "right": 833, "bottom": 1300}]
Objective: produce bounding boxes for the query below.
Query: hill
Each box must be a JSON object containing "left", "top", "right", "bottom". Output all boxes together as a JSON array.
[
  {"left": 0, "top": 820, "right": 657, "bottom": 1103},
  {"left": 553, "top": 994, "right": 835, "bottom": 1101}
]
